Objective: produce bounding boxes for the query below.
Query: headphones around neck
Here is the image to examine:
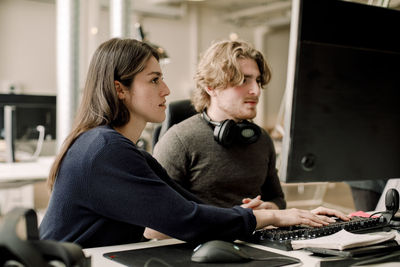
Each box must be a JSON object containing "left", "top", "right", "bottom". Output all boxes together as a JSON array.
[{"left": 202, "top": 110, "right": 261, "bottom": 147}]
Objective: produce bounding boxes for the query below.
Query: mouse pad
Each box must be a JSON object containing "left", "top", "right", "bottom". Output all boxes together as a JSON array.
[{"left": 103, "top": 242, "right": 299, "bottom": 267}]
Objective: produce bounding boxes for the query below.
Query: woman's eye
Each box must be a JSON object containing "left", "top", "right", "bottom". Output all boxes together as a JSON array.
[{"left": 152, "top": 76, "right": 164, "bottom": 84}]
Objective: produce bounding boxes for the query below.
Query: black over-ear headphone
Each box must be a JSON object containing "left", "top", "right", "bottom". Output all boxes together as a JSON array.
[
  {"left": 385, "top": 188, "right": 399, "bottom": 220},
  {"left": 202, "top": 110, "right": 261, "bottom": 147},
  {"left": 0, "top": 207, "right": 91, "bottom": 267}
]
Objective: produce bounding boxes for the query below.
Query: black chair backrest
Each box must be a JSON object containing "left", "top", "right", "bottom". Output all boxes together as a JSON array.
[
  {"left": 152, "top": 99, "right": 197, "bottom": 149},
  {"left": 0, "top": 207, "right": 91, "bottom": 267}
]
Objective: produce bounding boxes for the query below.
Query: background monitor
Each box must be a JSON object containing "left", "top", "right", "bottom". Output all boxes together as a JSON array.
[
  {"left": 0, "top": 94, "right": 56, "bottom": 141},
  {"left": 279, "top": 0, "right": 400, "bottom": 183}
]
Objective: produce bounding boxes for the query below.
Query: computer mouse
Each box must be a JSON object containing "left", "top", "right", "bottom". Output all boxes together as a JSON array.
[{"left": 191, "top": 240, "right": 251, "bottom": 263}]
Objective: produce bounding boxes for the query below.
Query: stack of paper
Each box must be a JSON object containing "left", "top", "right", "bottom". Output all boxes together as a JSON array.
[{"left": 291, "top": 229, "right": 396, "bottom": 250}]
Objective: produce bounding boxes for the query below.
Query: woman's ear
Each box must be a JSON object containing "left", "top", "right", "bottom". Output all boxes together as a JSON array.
[{"left": 114, "top": 81, "right": 125, "bottom": 100}]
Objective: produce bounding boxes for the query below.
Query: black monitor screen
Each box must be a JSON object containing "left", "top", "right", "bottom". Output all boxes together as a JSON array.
[
  {"left": 279, "top": 0, "right": 400, "bottom": 182},
  {"left": 0, "top": 94, "right": 56, "bottom": 140}
]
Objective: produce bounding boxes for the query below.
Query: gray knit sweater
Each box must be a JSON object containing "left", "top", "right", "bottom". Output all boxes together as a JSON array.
[{"left": 153, "top": 114, "right": 286, "bottom": 209}]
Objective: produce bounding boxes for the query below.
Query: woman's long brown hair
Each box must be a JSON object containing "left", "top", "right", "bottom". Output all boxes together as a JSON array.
[{"left": 48, "top": 38, "right": 159, "bottom": 190}]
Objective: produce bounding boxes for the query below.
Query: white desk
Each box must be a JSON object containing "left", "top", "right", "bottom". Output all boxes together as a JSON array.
[
  {"left": 83, "top": 237, "right": 400, "bottom": 267},
  {"left": 0, "top": 156, "right": 54, "bottom": 188},
  {"left": 0, "top": 156, "right": 53, "bottom": 215}
]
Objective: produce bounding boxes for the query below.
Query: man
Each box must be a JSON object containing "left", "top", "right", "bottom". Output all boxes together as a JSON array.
[{"left": 153, "top": 40, "right": 285, "bottom": 210}]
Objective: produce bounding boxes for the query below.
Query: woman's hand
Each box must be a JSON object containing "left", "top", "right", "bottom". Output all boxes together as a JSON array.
[
  {"left": 143, "top": 228, "right": 171, "bottom": 240},
  {"left": 253, "top": 207, "right": 349, "bottom": 229},
  {"left": 241, "top": 195, "right": 279, "bottom": 210},
  {"left": 310, "top": 206, "right": 350, "bottom": 221}
]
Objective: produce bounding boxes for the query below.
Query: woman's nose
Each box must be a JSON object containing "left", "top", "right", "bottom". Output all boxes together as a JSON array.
[{"left": 161, "top": 81, "right": 170, "bottom": 96}]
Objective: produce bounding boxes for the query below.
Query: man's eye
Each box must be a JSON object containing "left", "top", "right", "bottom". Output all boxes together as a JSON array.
[{"left": 152, "top": 77, "right": 160, "bottom": 84}]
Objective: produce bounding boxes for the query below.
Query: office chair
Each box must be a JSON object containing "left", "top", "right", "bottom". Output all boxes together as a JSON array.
[
  {"left": 152, "top": 99, "right": 197, "bottom": 150},
  {"left": 0, "top": 207, "right": 91, "bottom": 267}
]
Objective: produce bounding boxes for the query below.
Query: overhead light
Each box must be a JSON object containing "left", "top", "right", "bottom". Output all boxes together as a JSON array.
[
  {"left": 90, "top": 27, "right": 98, "bottom": 35},
  {"left": 229, "top": 32, "right": 239, "bottom": 41}
]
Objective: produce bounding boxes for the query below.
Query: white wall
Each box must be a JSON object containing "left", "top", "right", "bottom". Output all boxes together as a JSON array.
[
  {"left": 139, "top": 4, "right": 264, "bottom": 102},
  {"left": 263, "top": 27, "right": 290, "bottom": 129},
  {"left": 0, "top": 0, "right": 290, "bottom": 130},
  {"left": 139, "top": 13, "right": 193, "bottom": 101},
  {"left": 0, "top": 0, "right": 56, "bottom": 95}
]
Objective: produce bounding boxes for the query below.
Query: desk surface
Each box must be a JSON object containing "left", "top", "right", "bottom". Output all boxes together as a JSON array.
[
  {"left": 83, "top": 236, "right": 400, "bottom": 267},
  {"left": 0, "top": 156, "right": 54, "bottom": 188}
]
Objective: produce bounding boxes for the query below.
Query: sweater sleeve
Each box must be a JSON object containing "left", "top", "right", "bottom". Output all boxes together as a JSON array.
[{"left": 86, "top": 141, "right": 256, "bottom": 243}]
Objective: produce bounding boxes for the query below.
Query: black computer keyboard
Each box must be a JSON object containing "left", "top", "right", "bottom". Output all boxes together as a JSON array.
[{"left": 250, "top": 216, "right": 390, "bottom": 251}]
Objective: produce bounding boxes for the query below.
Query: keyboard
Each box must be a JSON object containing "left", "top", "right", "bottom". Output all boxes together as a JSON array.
[{"left": 250, "top": 216, "right": 390, "bottom": 251}]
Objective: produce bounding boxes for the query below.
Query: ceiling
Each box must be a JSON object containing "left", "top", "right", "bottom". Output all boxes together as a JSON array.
[
  {"left": 140, "top": 0, "right": 400, "bottom": 27},
  {"left": 29, "top": 0, "right": 400, "bottom": 27},
  {"left": 133, "top": 0, "right": 292, "bottom": 27},
  {"left": 149, "top": 0, "right": 400, "bottom": 9}
]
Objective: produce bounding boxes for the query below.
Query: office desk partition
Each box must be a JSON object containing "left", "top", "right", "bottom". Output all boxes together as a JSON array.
[{"left": 83, "top": 236, "right": 400, "bottom": 267}]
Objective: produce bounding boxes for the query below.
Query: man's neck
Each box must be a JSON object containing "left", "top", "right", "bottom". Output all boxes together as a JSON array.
[{"left": 206, "top": 105, "right": 235, "bottom": 122}]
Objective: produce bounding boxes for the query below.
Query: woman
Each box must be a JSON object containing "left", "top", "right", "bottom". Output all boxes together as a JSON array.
[{"left": 39, "top": 38, "right": 348, "bottom": 248}]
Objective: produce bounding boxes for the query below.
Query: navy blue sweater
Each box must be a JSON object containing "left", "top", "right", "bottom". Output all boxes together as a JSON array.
[{"left": 39, "top": 125, "right": 256, "bottom": 248}]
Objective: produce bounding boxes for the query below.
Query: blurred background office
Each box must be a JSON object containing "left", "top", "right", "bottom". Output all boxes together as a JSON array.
[{"left": 0, "top": 0, "right": 294, "bottom": 141}]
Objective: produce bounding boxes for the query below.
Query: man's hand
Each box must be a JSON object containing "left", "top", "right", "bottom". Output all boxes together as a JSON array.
[{"left": 241, "top": 195, "right": 279, "bottom": 210}]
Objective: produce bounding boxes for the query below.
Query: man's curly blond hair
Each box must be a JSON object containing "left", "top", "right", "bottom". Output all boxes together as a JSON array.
[{"left": 191, "top": 40, "right": 271, "bottom": 112}]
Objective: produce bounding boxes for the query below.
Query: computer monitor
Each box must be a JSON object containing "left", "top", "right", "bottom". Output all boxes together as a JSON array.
[
  {"left": 0, "top": 94, "right": 56, "bottom": 140},
  {"left": 279, "top": 0, "right": 400, "bottom": 183}
]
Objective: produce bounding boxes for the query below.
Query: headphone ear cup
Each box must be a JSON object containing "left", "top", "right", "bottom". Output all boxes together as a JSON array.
[
  {"left": 214, "top": 120, "right": 236, "bottom": 147},
  {"left": 385, "top": 188, "right": 400, "bottom": 218},
  {"left": 236, "top": 121, "right": 261, "bottom": 144}
]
